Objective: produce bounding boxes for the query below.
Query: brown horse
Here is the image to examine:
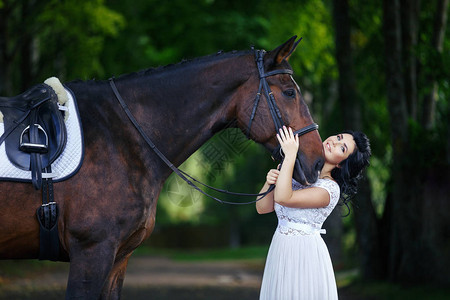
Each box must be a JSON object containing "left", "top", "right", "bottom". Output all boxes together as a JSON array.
[{"left": 0, "top": 36, "right": 323, "bottom": 299}]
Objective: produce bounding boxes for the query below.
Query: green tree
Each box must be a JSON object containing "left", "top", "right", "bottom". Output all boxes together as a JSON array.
[
  {"left": 0, "top": 0, "right": 124, "bottom": 95},
  {"left": 382, "top": 0, "right": 449, "bottom": 285},
  {"left": 335, "top": 0, "right": 449, "bottom": 285},
  {"left": 101, "top": 0, "right": 271, "bottom": 77}
]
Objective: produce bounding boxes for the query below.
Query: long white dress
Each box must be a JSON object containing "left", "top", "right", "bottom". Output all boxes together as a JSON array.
[{"left": 259, "top": 178, "right": 340, "bottom": 300}]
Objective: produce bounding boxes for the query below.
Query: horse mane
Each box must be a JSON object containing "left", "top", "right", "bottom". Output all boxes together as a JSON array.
[
  {"left": 115, "top": 49, "right": 251, "bottom": 81},
  {"left": 67, "top": 48, "right": 254, "bottom": 88}
]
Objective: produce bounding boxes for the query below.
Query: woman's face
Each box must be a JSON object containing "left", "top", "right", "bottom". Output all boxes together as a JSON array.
[{"left": 322, "top": 133, "right": 356, "bottom": 166}]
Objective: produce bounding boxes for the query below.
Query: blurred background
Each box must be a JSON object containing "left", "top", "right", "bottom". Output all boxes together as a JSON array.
[{"left": 0, "top": 0, "right": 449, "bottom": 299}]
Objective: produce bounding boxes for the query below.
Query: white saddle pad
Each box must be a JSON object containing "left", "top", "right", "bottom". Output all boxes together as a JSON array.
[{"left": 0, "top": 87, "right": 84, "bottom": 182}]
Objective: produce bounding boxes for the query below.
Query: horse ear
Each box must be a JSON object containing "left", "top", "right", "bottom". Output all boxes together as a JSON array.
[{"left": 270, "top": 36, "right": 302, "bottom": 64}]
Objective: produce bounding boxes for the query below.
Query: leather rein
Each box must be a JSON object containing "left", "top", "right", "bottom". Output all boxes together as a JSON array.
[{"left": 109, "top": 49, "right": 318, "bottom": 205}]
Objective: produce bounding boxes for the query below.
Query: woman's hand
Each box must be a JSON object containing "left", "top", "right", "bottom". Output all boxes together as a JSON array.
[
  {"left": 256, "top": 168, "right": 280, "bottom": 214},
  {"left": 276, "top": 126, "right": 299, "bottom": 160},
  {"left": 266, "top": 168, "right": 280, "bottom": 185}
]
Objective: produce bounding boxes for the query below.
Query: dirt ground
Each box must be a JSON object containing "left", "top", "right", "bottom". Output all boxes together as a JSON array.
[{"left": 0, "top": 256, "right": 370, "bottom": 300}]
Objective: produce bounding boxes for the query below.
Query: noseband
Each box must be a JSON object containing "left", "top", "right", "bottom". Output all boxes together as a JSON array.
[
  {"left": 109, "top": 49, "right": 318, "bottom": 205},
  {"left": 247, "top": 49, "right": 318, "bottom": 159}
]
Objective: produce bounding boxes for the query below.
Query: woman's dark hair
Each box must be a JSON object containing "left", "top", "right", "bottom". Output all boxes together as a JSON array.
[{"left": 331, "top": 131, "right": 371, "bottom": 214}]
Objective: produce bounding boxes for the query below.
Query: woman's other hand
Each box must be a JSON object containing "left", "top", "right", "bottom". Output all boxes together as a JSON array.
[{"left": 266, "top": 169, "right": 280, "bottom": 185}]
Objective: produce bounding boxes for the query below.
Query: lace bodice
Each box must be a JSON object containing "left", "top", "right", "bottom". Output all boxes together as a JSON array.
[{"left": 275, "top": 178, "right": 340, "bottom": 236}]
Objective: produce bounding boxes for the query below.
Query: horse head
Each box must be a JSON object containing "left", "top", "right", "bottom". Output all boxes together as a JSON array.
[{"left": 236, "top": 36, "right": 324, "bottom": 185}]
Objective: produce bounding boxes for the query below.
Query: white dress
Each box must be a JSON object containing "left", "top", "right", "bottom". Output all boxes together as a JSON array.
[{"left": 259, "top": 178, "right": 340, "bottom": 300}]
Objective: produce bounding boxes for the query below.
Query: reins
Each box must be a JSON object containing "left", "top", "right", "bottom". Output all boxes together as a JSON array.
[
  {"left": 109, "top": 49, "right": 318, "bottom": 205},
  {"left": 109, "top": 78, "right": 272, "bottom": 205}
]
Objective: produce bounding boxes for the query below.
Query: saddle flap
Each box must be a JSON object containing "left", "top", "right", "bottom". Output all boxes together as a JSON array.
[{"left": 0, "top": 83, "right": 67, "bottom": 171}]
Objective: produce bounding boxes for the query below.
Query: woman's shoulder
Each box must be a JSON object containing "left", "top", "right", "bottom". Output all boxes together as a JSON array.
[
  {"left": 289, "top": 178, "right": 340, "bottom": 209},
  {"left": 313, "top": 178, "right": 339, "bottom": 189},
  {"left": 312, "top": 178, "right": 340, "bottom": 206},
  {"left": 292, "top": 178, "right": 339, "bottom": 191}
]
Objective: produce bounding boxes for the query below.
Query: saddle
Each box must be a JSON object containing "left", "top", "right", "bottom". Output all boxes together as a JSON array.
[
  {"left": 0, "top": 82, "right": 67, "bottom": 189},
  {"left": 0, "top": 79, "right": 68, "bottom": 261}
]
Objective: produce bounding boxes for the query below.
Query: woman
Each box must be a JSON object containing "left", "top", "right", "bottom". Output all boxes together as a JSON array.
[{"left": 257, "top": 126, "right": 371, "bottom": 300}]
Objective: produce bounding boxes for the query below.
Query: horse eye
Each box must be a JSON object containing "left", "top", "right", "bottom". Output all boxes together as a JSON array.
[{"left": 283, "top": 89, "right": 296, "bottom": 98}]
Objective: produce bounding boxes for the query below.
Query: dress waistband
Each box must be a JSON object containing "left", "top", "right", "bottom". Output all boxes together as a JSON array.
[{"left": 278, "top": 219, "right": 326, "bottom": 235}]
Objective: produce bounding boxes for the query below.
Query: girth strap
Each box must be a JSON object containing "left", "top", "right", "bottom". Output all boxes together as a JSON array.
[{"left": 36, "top": 166, "right": 60, "bottom": 261}]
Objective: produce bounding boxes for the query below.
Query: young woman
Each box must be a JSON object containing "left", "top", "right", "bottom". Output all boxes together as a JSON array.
[{"left": 257, "top": 126, "right": 371, "bottom": 300}]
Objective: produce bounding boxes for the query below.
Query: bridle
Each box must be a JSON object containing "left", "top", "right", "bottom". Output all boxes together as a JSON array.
[
  {"left": 248, "top": 49, "right": 318, "bottom": 160},
  {"left": 109, "top": 49, "right": 318, "bottom": 205},
  {"left": 248, "top": 49, "right": 318, "bottom": 138}
]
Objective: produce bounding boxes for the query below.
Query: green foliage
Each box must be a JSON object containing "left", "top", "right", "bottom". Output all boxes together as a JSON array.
[
  {"left": 36, "top": 0, "right": 124, "bottom": 81},
  {"left": 157, "top": 151, "right": 208, "bottom": 225},
  {"left": 349, "top": 0, "right": 391, "bottom": 209},
  {"left": 157, "top": 128, "right": 275, "bottom": 227},
  {"left": 101, "top": 0, "right": 272, "bottom": 76},
  {"left": 417, "top": 1, "right": 450, "bottom": 85},
  {"left": 268, "top": 0, "right": 337, "bottom": 83},
  {"left": 0, "top": 0, "right": 124, "bottom": 93},
  {"left": 350, "top": 0, "right": 388, "bottom": 155},
  {"left": 265, "top": 0, "right": 337, "bottom": 114},
  {"left": 367, "top": 153, "right": 391, "bottom": 216}
]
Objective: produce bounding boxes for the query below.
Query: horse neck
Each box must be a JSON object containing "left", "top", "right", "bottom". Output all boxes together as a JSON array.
[{"left": 115, "top": 52, "right": 253, "bottom": 169}]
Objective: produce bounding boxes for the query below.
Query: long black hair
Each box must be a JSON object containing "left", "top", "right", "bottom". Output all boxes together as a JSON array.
[{"left": 331, "top": 131, "right": 371, "bottom": 213}]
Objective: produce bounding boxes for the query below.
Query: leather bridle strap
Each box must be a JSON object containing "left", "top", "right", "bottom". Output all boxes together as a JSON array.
[
  {"left": 109, "top": 78, "right": 273, "bottom": 205},
  {"left": 293, "top": 123, "right": 319, "bottom": 136},
  {"left": 247, "top": 50, "right": 318, "bottom": 139},
  {"left": 247, "top": 50, "right": 292, "bottom": 138},
  {"left": 272, "top": 123, "right": 319, "bottom": 161},
  {"left": 247, "top": 50, "right": 318, "bottom": 159}
]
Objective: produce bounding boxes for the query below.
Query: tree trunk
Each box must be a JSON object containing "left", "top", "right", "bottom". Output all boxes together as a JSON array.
[
  {"left": 19, "top": 0, "right": 34, "bottom": 91},
  {"left": 382, "top": 0, "right": 450, "bottom": 285},
  {"left": 0, "top": 1, "right": 12, "bottom": 95},
  {"left": 383, "top": 0, "right": 410, "bottom": 283},
  {"left": 332, "top": 0, "right": 378, "bottom": 278},
  {"left": 422, "top": 0, "right": 449, "bottom": 128},
  {"left": 0, "top": 0, "right": 37, "bottom": 95},
  {"left": 353, "top": 176, "right": 385, "bottom": 279},
  {"left": 323, "top": 208, "right": 343, "bottom": 265},
  {"left": 332, "top": 0, "right": 361, "bottom": 129},
  {"left": 400, "top": 0, "right": 420, "bottom": 120},
  {"left": 418, "top": 0, "right": 450, "bottom": 284}
]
